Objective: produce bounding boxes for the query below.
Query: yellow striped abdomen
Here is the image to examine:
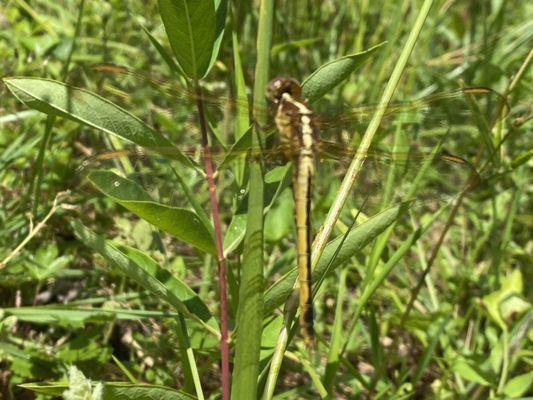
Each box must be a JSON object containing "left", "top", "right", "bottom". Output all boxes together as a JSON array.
[{"left": 268, "top": 79, "right": 317, "bottom": 346}]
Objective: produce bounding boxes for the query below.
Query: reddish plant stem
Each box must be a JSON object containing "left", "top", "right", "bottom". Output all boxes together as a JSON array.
[{"left": 194, "top": 85, "right": 230, "bottom": 400}]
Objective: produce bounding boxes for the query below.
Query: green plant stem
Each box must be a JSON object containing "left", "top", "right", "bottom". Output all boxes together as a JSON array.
[
  {"left": 176, "top": 313, "right": 205, "bottom": 400},
  {"left": 497, "top": 328, "right": 509, "bottom": 394},
  {"left": 324, "top": 268, "right": 348, "bottom": 395},
  {"left": 261, "top": 309, "right": 293, "bottom": 400},
  {"left": 231, "top": 0, "right": 273, "bottom": 397}
]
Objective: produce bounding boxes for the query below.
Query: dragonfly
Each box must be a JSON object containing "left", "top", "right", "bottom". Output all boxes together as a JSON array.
[
  {"left": 266, "top": 77, "right": 319, "bottom": 346},
  {"left": 79, "top": 63, "right": 503, "bottom": 344}
]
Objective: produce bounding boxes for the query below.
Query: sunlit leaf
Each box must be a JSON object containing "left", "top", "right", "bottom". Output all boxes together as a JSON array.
[
  {"left": 2, "top": 77, "right": 194, "bottom": 168},
  {"left": 503, "top": 371, "right": 533, "bottom": 397},
  {"left": 301, "top": 43, "right": 385, "bottom": 101},
  {"left": 21, "top": 381, "right": 196, "bottom": 400},
  {"left": 452, "top": 358, "right": 494, "bottom": 386},
  {"left": 71, "top": 221, "right": 218, "bottom": 335},
  {"left": 158, "top": 0, "right": 217, "bottom": 80},
  {"left": 88, "top": 170, "right": 216, "bottom": 255}
]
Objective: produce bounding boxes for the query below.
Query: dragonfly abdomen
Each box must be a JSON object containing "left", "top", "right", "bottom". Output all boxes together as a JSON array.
[
  {"left": 267, "top": 77, "right": 318, "bottom": 346},
  {"left": 294, "top": 152, "right": 315, "bottom": 346}
]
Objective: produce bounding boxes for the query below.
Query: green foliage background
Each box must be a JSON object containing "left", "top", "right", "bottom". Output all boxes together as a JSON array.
[{"left": 0, "top": 0, "right": 531, "bottom": 399}]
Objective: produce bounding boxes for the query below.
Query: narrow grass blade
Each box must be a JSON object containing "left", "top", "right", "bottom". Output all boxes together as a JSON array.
[
  {"left": 409, "top": 317, "right": 450, "bottom": 387},
  {"left": 140, "top": 23, "right": 185, "bottom": 77},
  {"left": 230, "top": 31, "right": 249, "bottom": 187},
  {"left": 324, "top": 268, "right": 348, "bottom": 395},
  {"left": 1, "top": 307, "right": 180, "bottom": 327},
  {"left": 310, "top": 0, "right": 435, "bottom": 282},
  {"left": 111, "top": 355, "right": 137, "bottom": 383},
  {"left": 231, "top": 0, "right": 273, "bottom": 397}
]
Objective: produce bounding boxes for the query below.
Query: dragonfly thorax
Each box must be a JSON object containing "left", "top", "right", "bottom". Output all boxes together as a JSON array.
[
  {"left": 274, "top": 95, "right": 318, "bottom": 160},
  {"left": 267, "top": 77, "right": 318, "bottom": 160}
]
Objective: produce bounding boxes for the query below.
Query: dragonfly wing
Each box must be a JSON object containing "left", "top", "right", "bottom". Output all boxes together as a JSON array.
[
  {"left": 315, "top": 87, "right": 504, "bottom": 148},
  {"left": 89, "top": 64, "right": 504, "bottom": 168},
  {"left": 315, "top": 136, "right": 481, "bottom": 219}
]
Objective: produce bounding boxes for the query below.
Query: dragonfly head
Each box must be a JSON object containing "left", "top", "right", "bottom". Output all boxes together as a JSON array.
[{"left": 266, "top": 77, "right": 302, "bottom": 103}]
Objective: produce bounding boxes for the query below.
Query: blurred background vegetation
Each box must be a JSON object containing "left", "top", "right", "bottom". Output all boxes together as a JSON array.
[{"left": 0, "top": 0, "right": 531, "bottom": 399}]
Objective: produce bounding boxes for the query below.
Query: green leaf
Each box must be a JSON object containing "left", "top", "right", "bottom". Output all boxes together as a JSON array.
[
  {"left": 158, "top": 0, "right": 217, "bottom": 80},
  {"left": 71, "top": 221, "right": 218, "bottom": 336},
  {"left": 217, "top": 125, "right": 253, "bottom": 170},
  {"left": 231, "top": 0, "right": 273, "bottom": 391},
  {"left": 301, "top": 43, "right": 385, "bottom": 101},
  {"left": 88, "top": 170, "right": 216, "bottom": 256},
  {"left": 264, "top": 190, "right": 293, "bottom": 242},
  {"left": 1, "top": 341, "right": 60, "bottom": 380},
  {"left": 452, "top": 358, "right": 494, "bottom": 386},
  {"left": 140, "top": 23, "right": 185, "bottom": 77},
  {"left": 503, "top": 371, "right": 533, "bottom": 397},
  {"left": 223, "top": 213, "right": 246, "bottom": 256},
  {"left": 482, "top": 269, "right": 531, "bottom": 330},
  {"left": 57, "top": 330, "right": 111, "bottom": 364},
  {"left": 20, "top": 381, "right": 196, "bottom": 400},
  {"left": 2, "top": 77, "right": 194, "bottom": 168},
  {"left": 208, "top": 0, "right": 228, "bottom": 74},
  {"left": 231, "top": 161, "right": 264, "bottom": 399},
  {"left": 2, "top": 307, "right": 174, "bottom": 328},
  {"left": 264, "top": 201, "right": 411, "bottom": 314}
]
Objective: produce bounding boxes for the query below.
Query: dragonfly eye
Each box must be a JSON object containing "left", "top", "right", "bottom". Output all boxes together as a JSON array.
[{"left": 266, "top": 77, "right": 302, "bottom": 103}]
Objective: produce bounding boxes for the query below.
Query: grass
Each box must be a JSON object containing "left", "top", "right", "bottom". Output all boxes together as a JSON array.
[{"left": 0, "top": 0, "right": 531, "bottom": 399}]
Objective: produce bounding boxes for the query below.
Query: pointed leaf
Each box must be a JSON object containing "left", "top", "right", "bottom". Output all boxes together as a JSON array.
[
  {"left": 264, "top": 200, "right": 412, "bottom": 314},
  {"left": 452, "top": 358, "right": 494, "bottom": 386},
  {"left": 88, "top": 170, "right": 216, "bottom": 255},
  {"left": 208, "top": 0, "right": 228, "bottom": 74},
  {"left": 503, "top": 371, "right": 533, "bottom": 397},
  {"left": 71, "top": 221, "right": 218, "bottom": 335},
  {"left": 158, "top": 0, "right": 217, "bottom": 80},
  {"left": 2, "top": 77, "right": 193, "bottom": 168},
  {"left": 21, "top": 381, "right": 196, "bottom": 400},
  {"left": 301, "top": 42, "right": 385, "bottom": 101},
  {"left": 1, "top": 307, "right": 178, "bottom": 328}
]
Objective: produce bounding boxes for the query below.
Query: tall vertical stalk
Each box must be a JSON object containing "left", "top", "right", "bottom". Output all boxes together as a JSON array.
[
  {"left": 231, "top": 0, "right": 273, "bottom": 398},
  {"left": 263, "top": 0, "right": 435, "bottom": 392},
  {"left": 194, "top": 85, "right": 229, "bottom": 400},
  {"left": 311, "top": 0, "right": 435, "bottom": 270}
]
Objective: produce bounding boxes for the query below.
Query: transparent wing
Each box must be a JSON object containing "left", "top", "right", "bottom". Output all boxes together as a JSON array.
[
  {"left": 78, "top": 64, "right": 504, "bottom": 216},
  {"left": 87, "top": 63, "right": 505, "bottom": 146}
]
